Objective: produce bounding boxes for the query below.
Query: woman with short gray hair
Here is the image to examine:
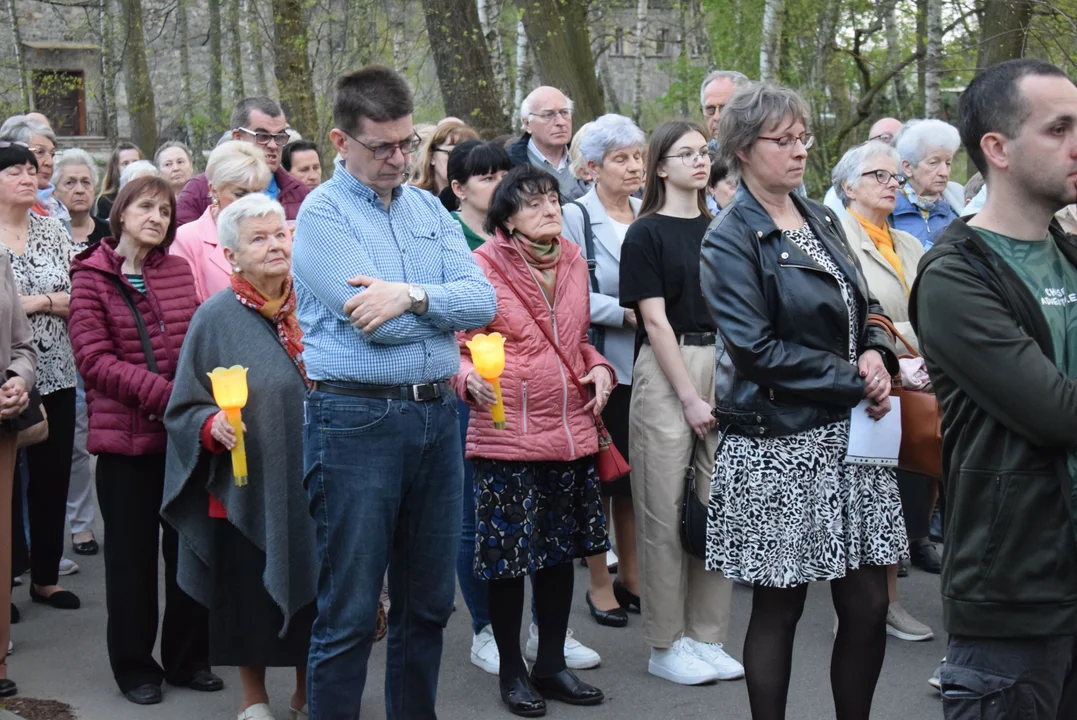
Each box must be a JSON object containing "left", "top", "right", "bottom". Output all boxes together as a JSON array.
[
  {"left": 703, "top": 82, "right": 906, "bottom": 718},
  {"left": 155, "top": 142, "right": 195, "bottom": 197},
  {"left": 164, "top": 194, "right": 316, "bottom": 720},
  {"left": 0, "top": 116, "right": 64, "bottom": 220},
  {"left": 562, "top": 113, "right": 646, "bottom": 629},
  {"left": 172, "top": 141, "right": 271, "bottom": 302},
  {"left": 890, "top": 119, "right": 962, "bottom": 249},
  {"left": 54, "top": 149, "right": 109, "bottom": 252}
]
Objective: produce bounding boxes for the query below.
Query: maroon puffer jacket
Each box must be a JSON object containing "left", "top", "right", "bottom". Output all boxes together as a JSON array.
[{"left": 69, "top": 238, "right": 198, "bottom": 456}]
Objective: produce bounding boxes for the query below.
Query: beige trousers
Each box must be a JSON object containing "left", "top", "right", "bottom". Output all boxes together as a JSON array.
[{"left": 629, "top": 344, "right": 732, "bottom": 649}]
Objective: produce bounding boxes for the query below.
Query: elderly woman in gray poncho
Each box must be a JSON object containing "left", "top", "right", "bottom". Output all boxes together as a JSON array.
[{"left": 162, "top": 194, "right": 316, "bottom": 720}]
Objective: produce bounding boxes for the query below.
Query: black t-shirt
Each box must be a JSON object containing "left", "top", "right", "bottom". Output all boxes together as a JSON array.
[
  {"left": 88, "top": 216, "right": 110, "bottom": 246},
  {"left": 619, "top": 212, "right": 716, "bottom": 344}
]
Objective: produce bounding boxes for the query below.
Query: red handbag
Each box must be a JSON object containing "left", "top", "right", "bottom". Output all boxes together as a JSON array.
[{"left": 485, "top": 261, "right": 631, "bottom": 483}]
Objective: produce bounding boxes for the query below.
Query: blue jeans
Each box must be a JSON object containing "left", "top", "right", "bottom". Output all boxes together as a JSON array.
[
  {"left": 456, "top": 400, "right": 491, "bottom": 634},
  {"left": 304, "top": 388, "right": 462, "bottom": 720}
]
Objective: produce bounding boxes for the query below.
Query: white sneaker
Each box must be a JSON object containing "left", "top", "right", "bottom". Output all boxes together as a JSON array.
[
  {"left": 238, "top": 703, "right": 275, "bottom": 720},
  {"left": 681, "top": 637, "right": 745, "bottom": 680},
  {"left": 648, "top": 639, "right": 721, "bottom": 685},
  {"left": 525, "top": 624, "right": 601, "bottom": 669},
  {"left": 470, "top": 624, "right": 499, "bottom": 674},
  {"left": 886, "top": 603, "right": 934, "bottom": 642},
  {"left": 58, "top": 557, "right": 79, "bottom": 576},
  {"left": 928, "top": 657, "right": 945, "bottom": 692}
]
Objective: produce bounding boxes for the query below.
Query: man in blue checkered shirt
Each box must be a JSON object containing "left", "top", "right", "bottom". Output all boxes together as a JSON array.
[{"left": 292, "top": 66, "right": 496, "bottom": 719}]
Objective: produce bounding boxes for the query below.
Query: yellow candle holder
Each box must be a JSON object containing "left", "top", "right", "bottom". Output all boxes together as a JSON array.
[
  {"left": 207, "top": 365, "right": 249, "bottom": 486},
  {"left": 466, "top": 332, "right": 507, "bottom": 429}
]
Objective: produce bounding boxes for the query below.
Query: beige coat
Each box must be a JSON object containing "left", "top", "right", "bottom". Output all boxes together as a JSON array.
[{"left": 842, "top": 213, "right": 924, "bottom": 354}]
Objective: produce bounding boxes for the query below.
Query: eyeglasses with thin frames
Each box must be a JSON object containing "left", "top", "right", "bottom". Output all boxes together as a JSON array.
[
  {"left": 237, "top": 127, "right": 291, "bottom": 147},
  {"left": 342, "top": 130, "right": 422, "bottom": 160},
  {"left": 757, "top": 133, "right": 815, "bottom": 151},
  {"left": 860, "top": 169, "right": 907, "bottom": 187},
  {"left": 529, "top": 109, "right": 573, "bottom": 122},
  {"left": 661, "top": 150, "right": 715, "bottom": 167}
]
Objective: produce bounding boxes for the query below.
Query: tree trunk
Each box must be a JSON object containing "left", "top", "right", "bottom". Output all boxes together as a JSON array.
[
  {"left": 477, "top": 0, "right": 512, "bottom": 121},
  {"left": 884, "top": 0, "right": 909, "bottom": 117},
  {"left": 421, "top": 0, "right": 509, "bottom": 137},
  {"left": 514, "top": 0, "right": 605, "bottom": 126},
  {"left": 760, "top": 0, "right": 784, "bottom": 82},
  {"left": 677, "top": 0, "right": 690, "bottom": 117},
  {"left": 916, "top": 0, "right": 926, "bottom": 113},
  {"left": 632, "top": 0, "right": 647, "bottom": 123},
  {"left": 228, "top": 0, "right": 246, "bottom": 102},
  {"left": 598, "top": 52, "right": 620, "bottom": 113},
  {"left": 6, "top": 0, "right": 30, "bottom": 110},
  {"left": 924, "top": 0, "right": 942, "bottom": 117},
  {"left": 691, "top": 0, "right": 716, "bottom": 69},
  {"left": 244, "top": 0, "right": 268, "bottom": 96},
  {"left": 382, "top": 0, "right": 408, "bottom": 74},
  {"left": 208, "top": 0, "right": 224, "bottom": 123},
  {"left": 176, "top": 0, "right": 195, "bottom": 143},
  {"left": 99, "top": 0, "right": 119, "bottom": 139},
  {"left": 272, "top": 0, "right": 318, "bottom": 136},
  {"left": 513, "top": 18, "right": 531, "bottom": 116},
  {"left": 118, "top": 0, "right": 158, "bottom": 153},
  {"left": 975, "top": 0, "right": 1033, "bottom": 70}
]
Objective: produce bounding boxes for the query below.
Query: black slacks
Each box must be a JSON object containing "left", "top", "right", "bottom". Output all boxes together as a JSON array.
[
  {"left": 96, "top": 452, "right": 210, "bottom": 693},
  {"left": 26, "top": 387, "right": 75, "bottom": 587}
]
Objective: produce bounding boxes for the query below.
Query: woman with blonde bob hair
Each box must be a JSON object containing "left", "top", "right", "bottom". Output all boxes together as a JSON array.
[
  {"left": 171, "top": 141, "right": 271, "bottom": 302},
  {"left": 411, "top": 120, "right": 479, "bottom": 195}
]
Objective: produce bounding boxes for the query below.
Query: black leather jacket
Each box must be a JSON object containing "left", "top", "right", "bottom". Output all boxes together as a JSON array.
[{"left": 701, "top": 183, "right": 899, "bottom": 438}]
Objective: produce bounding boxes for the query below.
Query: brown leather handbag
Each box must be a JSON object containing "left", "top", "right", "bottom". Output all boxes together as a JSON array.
[{"left": 868, "top": 313, "right": 942, "bottom": 478}]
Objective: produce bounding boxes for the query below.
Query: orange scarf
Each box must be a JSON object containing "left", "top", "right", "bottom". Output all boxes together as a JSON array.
[
  {"left": 849, "top": 208, "right": 908, "bottom": 295},
  {"left": 230, "top": 274, "right": 309, "bottom": 387}
]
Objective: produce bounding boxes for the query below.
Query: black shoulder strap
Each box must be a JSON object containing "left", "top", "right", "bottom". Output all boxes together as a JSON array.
[
  {"left": 569, "top": 201, "right": 598, "bottom": 293},
  {"left": 109, "top": 275, "right": 159, "bottom": 374}
]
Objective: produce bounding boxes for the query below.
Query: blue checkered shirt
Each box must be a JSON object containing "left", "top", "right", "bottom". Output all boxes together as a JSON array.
[{"left": 292, "top": 161, "right": 497, "bottom": 384}]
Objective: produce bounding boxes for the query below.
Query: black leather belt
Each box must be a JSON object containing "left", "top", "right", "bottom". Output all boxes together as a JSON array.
[
  {"left": 311, "top": 380, "right": 449, "bottom": 402},
  {"left": 641, "top": 332, "right": 717, "bottom": 347}
]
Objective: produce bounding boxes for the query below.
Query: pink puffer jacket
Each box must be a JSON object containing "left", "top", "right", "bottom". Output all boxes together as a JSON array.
[{"left": 452, "top": 231, "right": 616, "bottom": 463}]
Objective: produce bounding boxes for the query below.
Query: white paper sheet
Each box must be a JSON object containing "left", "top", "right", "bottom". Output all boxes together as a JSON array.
[{"left": 844, "top": 397, "right": 902, "bottom": 467}]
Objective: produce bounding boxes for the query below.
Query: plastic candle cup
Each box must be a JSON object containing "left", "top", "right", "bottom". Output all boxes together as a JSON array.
[
  {"left": 207, "top": 365, "right": 249, "bottom": 486},
  {"left": 466, "top": 332, "right": 507, "bottom": 429}
]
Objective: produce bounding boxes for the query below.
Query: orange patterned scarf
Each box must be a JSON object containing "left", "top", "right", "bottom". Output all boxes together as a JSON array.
[{"left": 231, "top": 273, "right": 309, "bottom": 386}]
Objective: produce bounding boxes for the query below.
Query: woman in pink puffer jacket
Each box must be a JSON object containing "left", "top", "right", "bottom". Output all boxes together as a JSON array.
[{"left": 452, "top": 166, "right": 615, "bottom": 716}]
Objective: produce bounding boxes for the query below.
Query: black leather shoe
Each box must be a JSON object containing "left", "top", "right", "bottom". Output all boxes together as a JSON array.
[
  {"left": 499, "top": 676, "right": 546, "bottom": 717},
  {"left": 586, "top": 591, "right": 628, "bottom": 628},
  {"left": 176, "top": 670, "right": 224, "bottom": 692},
  {"left": 124, "top": 683, "right": 161, "bottom": 705},
  {"left": 29, "top": 586, "right": 80, "bottom": 609},
  {"left": 613, "top": 578, "right": 641, "bottom": 613},
  {"left": 897, "top": 561, "right": 909, "bottom": 578},
  {"left": 0, "top": 678, "right": 16, "bottom": 698},
  {"left": 910, "top": 539, "right": 942, "bottom": 574},
  {"left": 529, "top": 669, "right": 604, "bottom": 706},
  {"left": 10, "top": 603, "right": 18, "bottom": 624},
  {"left": 72, "top": 537, "right": 99, "bottom": 555}
]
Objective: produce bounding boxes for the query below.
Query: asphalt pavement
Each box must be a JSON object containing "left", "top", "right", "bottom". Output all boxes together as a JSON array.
[{"left": 10, "top": 532, "right": 946, "bottom": 720}]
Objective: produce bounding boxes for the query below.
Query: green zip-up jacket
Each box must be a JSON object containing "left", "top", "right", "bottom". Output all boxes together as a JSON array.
[{"left": 910, "top": 218, "right": 1077, "bottom": 639}]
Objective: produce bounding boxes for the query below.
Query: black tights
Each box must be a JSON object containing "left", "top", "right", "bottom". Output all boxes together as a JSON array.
[
  {"left": 744, "top": 565, "right": 889, "bottom": 720},
  {"left": 487, "top": 562, "right": 575, "bottom": 682}
]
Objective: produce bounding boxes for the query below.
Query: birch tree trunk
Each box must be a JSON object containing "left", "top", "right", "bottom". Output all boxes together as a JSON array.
[
  {"left": 513, "top": 18, "right": 531, "bottom": 118},
  {"left": 99, "top": 0, "right": 118, "bottom": 138},
  {"left": 229, "top": 0, "right": 246, "bottom": 102},
  {"left": 760, "top": 0, "right": 784, "bottom": 82},
  {"left": 244, "top": 0, "right": 268, "bottom": 96},
  {"left": 176, "top": 0, "right": 195, "bottom": 143},
  {"left": 924, "top": 0, "right": 942, "bottom": 118},
  {"left": 916, "top": 0, "right": 926, "bottom": 112},
  {"left": 6, "top": 0, "right": 30, "bottom": 110},
  {"left": 477, "top": 0, "right": 511, "bottom": 120},
  {"left": 678, "top": 0, "right": 690, "bottom": 117},
  {"left": 208, "top": 0, "right": 224, "bottom": 123},
  {"left": 632, "top": 0, "right": 647, "bottom": 124},
  {"left": 382, "top": 0, "right": 408, "bottom": 74},
  {"left": 118, "top": 0, "right": 158, "bottom": 153},
  {"left": 884, "top": 0, "right": 909, "bottom": 117}
]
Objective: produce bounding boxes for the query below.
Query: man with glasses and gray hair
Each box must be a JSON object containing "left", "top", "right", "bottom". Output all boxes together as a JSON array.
[
  {"left": 700, "top": 69, "right": 750, "bottom": 142},
  {"left": 292, "top": 65, "right": 496, "bottom": 719},
  {"left": 176, "top": 96, "right": 309, "bottom": 225},
  {"left": 508, "top": 86, "right": 576, "bottom": 195}
]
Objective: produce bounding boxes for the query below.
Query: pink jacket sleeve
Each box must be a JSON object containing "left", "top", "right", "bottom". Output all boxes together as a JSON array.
[
  {"left": 170, "top": 229, "right": 208, "bottom": 303},
  {"left": 69, "top": 273, "right": 174, "bottom": 417}
]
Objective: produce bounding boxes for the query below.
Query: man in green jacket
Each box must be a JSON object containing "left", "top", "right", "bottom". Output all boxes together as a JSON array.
[{"left": 911, "top": 59, "right": 1077, "bottom": 718}]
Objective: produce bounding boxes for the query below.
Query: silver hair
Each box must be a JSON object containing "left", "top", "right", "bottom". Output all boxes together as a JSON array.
[
  {"left": 830, "top": 141, "right": 902, "bottom": 206},
  {"left": 579, "top": 114, "right": 645, "bottom": 165},
  {"left": 154, "top": 140, "right": 193, "bottom": 167},
  {"left": 216, "top": 194, "right": 287, "bottom": 253},
  {"left": 568, "top": 122, "right": 594, "bottom": 180},
  {"left": 699, "top": 70, "right": 750, "bottom": 107},
  {"left": 205, "top": 141, "right": 271, "bottom": 191},
  {"left": 894, "top": 119, "right": 961, "bottom": 166},
  {"left": 714, "top": 81, "right": 810, "bottom": 176},
  {"left": 519, "top": 87, "right": 575, "bottom": 130},
  {"left": 119, "top": 160, "right": 160, "bottom": 187},
  {"left": 0, "top": 115, "right": 56, "bottom": 145},
  {"left": 54, "top": 148, "right": 98, "bottom": 188}
]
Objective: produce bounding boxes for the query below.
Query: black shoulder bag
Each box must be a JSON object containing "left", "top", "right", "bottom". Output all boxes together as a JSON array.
[
  {"left": 109, "top": 276, "right": 159, "bottom": 373},
  {"left": 568, "top": 201, "right": 605, "bottom": 354},
  {"left": 680, "top": 427, "right": 729, "bottom": 559}
]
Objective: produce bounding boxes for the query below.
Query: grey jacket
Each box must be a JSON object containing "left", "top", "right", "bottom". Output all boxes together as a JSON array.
[
  {"left": 0, "top": 252, "right": 35, "bottom": 392},
  {"left": 561, "top": 188, "right": 642, "bottom": 384}
]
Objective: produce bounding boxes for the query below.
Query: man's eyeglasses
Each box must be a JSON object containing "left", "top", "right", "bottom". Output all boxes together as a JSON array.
[
  {"left": 869, "top": 133, "right": 895, "bottom": 144},
  {"left": 860, "top": 169, "right": 907, "bottom": 187},
  {"left": 529, "top": 109, "right": 573, "bottom": 122},
  {"left": 662, "top": 150, "right": 715, "bottom": 166},
  {"left": 757, "top": 132, "right": 815, "bottom": 151},
  {"left": 343, "top": 130, "right": 422, "bottom": 160},
  {"left": 237, "top": 127, "right": 291, "bottom": 147}
]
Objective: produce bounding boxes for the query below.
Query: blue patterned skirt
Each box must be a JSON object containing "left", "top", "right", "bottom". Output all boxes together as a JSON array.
[{"left": 473, "top": 457, "right": 609, "bottom": 580}]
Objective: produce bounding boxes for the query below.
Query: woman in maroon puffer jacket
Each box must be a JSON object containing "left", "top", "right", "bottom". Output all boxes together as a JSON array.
[{"left": 68, "top": 176, "right": 222, "bottom": 707}]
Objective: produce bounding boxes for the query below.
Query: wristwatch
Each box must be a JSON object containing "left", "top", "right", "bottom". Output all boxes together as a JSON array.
[{"left": 407, "top": 283, "right": 427, "bottom": 313}]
